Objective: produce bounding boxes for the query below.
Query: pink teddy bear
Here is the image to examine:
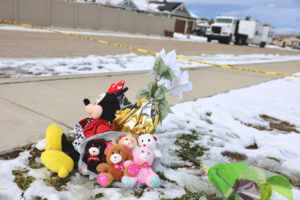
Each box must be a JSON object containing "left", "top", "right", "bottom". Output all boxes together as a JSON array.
[{"left": 121, "top": 146, "right": 160, "bottom": 187}]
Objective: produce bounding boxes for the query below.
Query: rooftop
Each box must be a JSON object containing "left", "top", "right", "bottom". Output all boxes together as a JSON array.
[{"left": 157, "top": 2, "right": 181, "bottom": 12}]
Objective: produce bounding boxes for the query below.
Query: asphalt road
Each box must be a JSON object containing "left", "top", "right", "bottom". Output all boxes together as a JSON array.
[{"left": 0, "top": 29, "right": 299, "bottom": 58}]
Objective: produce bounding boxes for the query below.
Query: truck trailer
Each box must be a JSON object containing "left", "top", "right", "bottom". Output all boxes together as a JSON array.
[
  {"left": 235, "top": 19, "right": 264, "bottom": 46},
  {"left": 205, "top": 16, "right": 275, "bottom": 47},
  {"left": 260, "top": 25, "right": 275, "bottom": 47}
]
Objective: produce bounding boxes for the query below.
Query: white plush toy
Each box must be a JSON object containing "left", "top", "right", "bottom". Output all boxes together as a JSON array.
[{"left": 138, "top": 134, "right": 162, "bottom": 158}]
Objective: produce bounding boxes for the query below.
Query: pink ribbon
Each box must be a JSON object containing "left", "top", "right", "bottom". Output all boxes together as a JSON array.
[
  {"left": 139, "top": 162, "right": 150, "bottom": 169},
  {"left": 113, "top": 162, "right": 125, "bottom": 172}
]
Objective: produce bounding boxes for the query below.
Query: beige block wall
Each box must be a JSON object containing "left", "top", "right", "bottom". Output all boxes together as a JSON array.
[
  {"left": 99, "top": 5, "right": 120, "bottom": 32},
  {"left": 77, "top": 3, "right": 99, "bottom": 29},
  {"left": 0, "top": 0, "right": 15, "bottom": 20},
  {"left": 0, "top": 0, "right": 175, "bottom": 36},
  {"left": 148, "top": 14, "right": 163, "bottom": 35},
  {"left": 51, "top": 0, "right": 74, "bottom": 28},
  {"left": 163, "top": 17, "right": 175, "bottom": 32},
  {"left": 18, "top": 0, "right": 49, "bottom": 26},
  {"left": 135, "top": 13, "right": 150, "bottom": 34},
  {"left": 119, "top": 10, "right": 136, "bottom": 34}
]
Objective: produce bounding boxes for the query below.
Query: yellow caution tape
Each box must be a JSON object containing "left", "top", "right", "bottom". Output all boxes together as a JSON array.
[{"left": 1, "top": 18, "right": 299, "bottom": 78}]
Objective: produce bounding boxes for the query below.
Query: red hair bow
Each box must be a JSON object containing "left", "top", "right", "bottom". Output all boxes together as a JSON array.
[{"left": 108, "top": 80, "right": 125, "bottom": 94}]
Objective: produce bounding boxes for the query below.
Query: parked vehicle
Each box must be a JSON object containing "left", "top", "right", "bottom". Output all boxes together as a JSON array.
[
  {"left": 205, "top": 16, "right": 275, "bottom": 47},
  {"left": 235, "top": 19, "right": 264, "bottom": 46},
  {"left": 205, "top": 16, "right": 237, "bottom": 44},
  {"left": 192, "top": 28, "right": 206, "bottom": 36},
  {"left": 193, "top": 21, "right": 209, "bottom": 36},
  {"left": 260, "top": 25, "right": 275, "bottom": 47}
]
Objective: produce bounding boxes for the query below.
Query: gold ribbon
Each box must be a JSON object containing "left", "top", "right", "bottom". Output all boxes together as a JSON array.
[{"left": 112, "top": 98, "right": 160, "bottom": 135}]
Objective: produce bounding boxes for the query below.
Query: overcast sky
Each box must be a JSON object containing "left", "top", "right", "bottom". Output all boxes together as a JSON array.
[{"left": 180, "top": 0, "right": 300, "bottom": 34}]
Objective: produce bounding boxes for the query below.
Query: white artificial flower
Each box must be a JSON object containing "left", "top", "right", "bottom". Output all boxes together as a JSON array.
[
  {"left": 169, "top": 70, "right": 193, "bottom": 99},
  {"left": 156, "top": 49, "right": 193, "bottom": 100},
  {"left": 158, "top": 77, "right": 172, "bottom": 90},
  {"left": 156, "top": 48, "right": 165, "bottom": 58},
  {"left": 157, "top": 49, "right": 181, "bottom": 76}
]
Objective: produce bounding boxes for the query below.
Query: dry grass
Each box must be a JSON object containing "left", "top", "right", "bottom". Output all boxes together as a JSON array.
[
  {"left": 12, "top": 169, "right": 35, "bottom": 190},
  {"left": 43, "top": 173, "right": 71, "bottom": 191},
  {"left": 240, "top": 114, "right": 299, "bottom": 134},
  {"left": 221, "top": 151, "right": 247, "bottom": 161},
  {"left": 28, "top": 147, "right": 44, "bottom": 169},
  {"left": 245, "top": 142, "right": 258, "bottom": 149},
  {"left": 0, "top": 144, "right": 32, "bottom": 160}
]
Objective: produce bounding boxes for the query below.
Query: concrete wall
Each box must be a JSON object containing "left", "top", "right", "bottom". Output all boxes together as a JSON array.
[
  {"left": 51, "top": 0, "right": 75, "bottom": 28},
  {"left": 0, "top": 0, "right": 16, "bottom": 21},
  {"left": 18, "top": 0, "right": 49, "bottom": 26},
  {"left": 0, "top": 0, "right": 175, "bottom": 35}
]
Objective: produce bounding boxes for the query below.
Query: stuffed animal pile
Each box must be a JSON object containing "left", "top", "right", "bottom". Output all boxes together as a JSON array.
[
  {"left": 94, "top": 133, "right": 161, "bottom": 187},
  {"left": 41, "top": 80, "right": 162, "bottom": 188},
  {"left": 41, "top": 81, "right": 128, "bottom": 178}
]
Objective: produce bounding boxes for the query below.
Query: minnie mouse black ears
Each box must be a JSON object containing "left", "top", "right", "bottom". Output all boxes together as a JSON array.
[
  {"left": 82, "top": 87, "right": 128, "bottom": 106},
  {"left": 113, "top": 87, "right": 128, "bottom": 97}
]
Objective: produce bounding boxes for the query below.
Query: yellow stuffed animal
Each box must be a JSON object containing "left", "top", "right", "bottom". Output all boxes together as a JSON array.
[
  {"left": 45, "top": 124, "right": 63, "bottom": 151},
  {"left": 41, "top": 124, "right": 75, "bottom": 178},
  {"left": 41, "top": 150, "right": 74, "bottom": 178}
]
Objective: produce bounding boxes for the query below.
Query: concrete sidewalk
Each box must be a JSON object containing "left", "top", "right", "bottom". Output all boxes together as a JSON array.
[{"left": 0, "top": 60, "right": 299, "bottom": 152}]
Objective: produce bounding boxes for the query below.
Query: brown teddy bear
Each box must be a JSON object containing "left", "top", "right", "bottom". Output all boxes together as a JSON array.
[
  {"left": 118, "top": 134, "right": 138, "bottom": 150},
  {"left": 96, "top": 143, "right": 134, "bottom": 187},
  {"left": 82, "top": 138, "right": 107, "bottom": 173}
]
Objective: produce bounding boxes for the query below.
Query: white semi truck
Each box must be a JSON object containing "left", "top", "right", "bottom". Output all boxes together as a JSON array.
[
  {"left": 205, "top": 16, "right": 275, "bottom": 47},
  {"left": 205, "top": 16, "right": 237, "bottom": 44}
]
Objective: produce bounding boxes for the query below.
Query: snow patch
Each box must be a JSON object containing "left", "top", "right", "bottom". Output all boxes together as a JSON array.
[
  {"left": 1, "top": 53, "right": 300, "bottom": 78},
  {"left": 35, "top": 139, "right": 47, "bottom": 151}
]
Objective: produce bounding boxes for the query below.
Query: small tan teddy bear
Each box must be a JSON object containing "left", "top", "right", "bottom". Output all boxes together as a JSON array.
[
  {"left": 96, "top": 143, "right": 134, "bottom": 187},
  {"left": 118, "top": 134, "right": 138, "bottom": 150}
]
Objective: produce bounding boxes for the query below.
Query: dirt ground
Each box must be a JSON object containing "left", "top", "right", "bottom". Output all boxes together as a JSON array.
[{"left": 0, "top": 29, "right": 299, "bottom": 58}]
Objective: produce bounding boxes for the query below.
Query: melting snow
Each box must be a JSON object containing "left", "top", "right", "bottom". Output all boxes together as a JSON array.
[{"left": 1, "top": 53, "right": 300, "bottom": 78}]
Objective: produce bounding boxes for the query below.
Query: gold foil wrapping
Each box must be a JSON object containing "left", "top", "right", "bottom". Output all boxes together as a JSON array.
[{"left": 112, "top": 98, "right": 160, "bottom": 135}]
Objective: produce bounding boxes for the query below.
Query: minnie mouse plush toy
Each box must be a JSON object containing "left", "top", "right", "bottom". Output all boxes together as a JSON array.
[{"left": 73, "top": 81, "right": 128, "bottom": 151}]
